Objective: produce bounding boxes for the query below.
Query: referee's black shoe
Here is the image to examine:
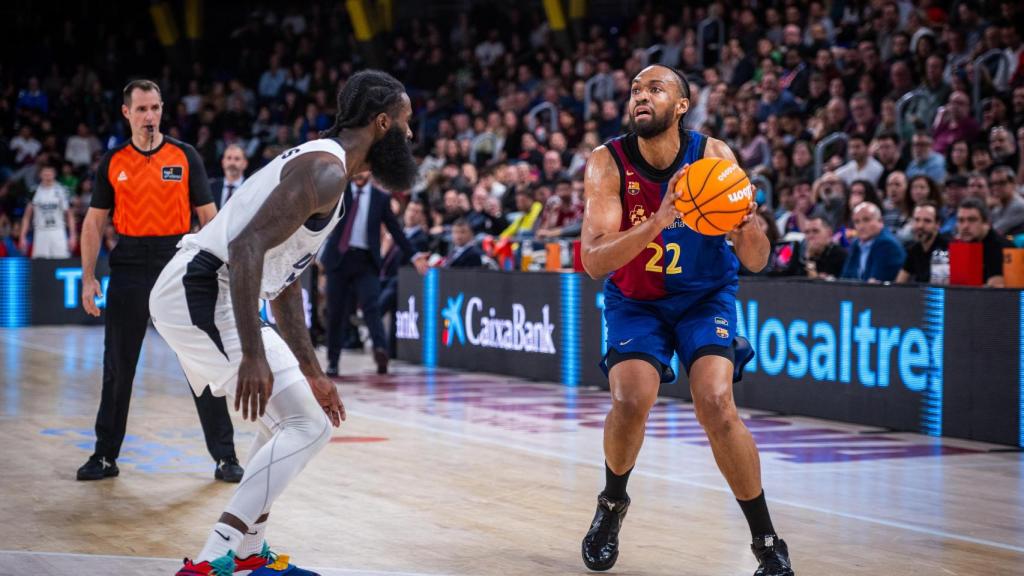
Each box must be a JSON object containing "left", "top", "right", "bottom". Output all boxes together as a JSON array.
[
  {"left": 581, "top": 493, "right": 630, "bottom": 571},
  {"left": 752, "top": 534, "right": 794, "bottom": 576},
  {"left": 215, "top": 456, "right": 244, "bottom": 483},
  {"left": 76, "top": 456, "right": 119, "bottom": 481}
]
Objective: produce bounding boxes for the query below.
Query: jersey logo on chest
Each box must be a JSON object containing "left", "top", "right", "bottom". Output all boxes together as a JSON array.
[
  {"left": 162, "top": 166, "right": 183, "bottom": 181},
  {"left": 629, "top": 204, "right": 649, "bottom": 226}
]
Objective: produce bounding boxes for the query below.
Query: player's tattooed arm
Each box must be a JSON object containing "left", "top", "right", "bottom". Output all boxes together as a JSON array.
[
  {"left": 581, "top": 145, "right": 685, "bottom": 278},
  {"left": 227, "top": 152, "right": 345, "bottom": 419}
]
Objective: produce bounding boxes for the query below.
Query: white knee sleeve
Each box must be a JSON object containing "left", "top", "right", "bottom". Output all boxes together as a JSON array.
[{"left": 223, "top": 382, "right": 331, "bottom": 527}]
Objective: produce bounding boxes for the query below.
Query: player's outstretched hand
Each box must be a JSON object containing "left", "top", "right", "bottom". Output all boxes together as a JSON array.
[
  {"left": 81, "top": 276, "right": 104, "bottom": 317},
  {"left": 655, "top": 163, "right": 689, "bottom": 228},
  {"left": 309, "top": 374, "right": 346, "bottom": 427},
  {"left": 236, "top": 354, "right": 274, "bottom": 421}
]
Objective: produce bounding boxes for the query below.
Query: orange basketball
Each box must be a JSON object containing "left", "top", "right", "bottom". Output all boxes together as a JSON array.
[{"left": 673, "top": 158, "right": 754, "bottom": 235}]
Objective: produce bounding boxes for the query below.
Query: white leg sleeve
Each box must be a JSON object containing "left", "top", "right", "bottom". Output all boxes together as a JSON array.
[{"left": 222, "top": 382, "right": 332, "bottom": 528}]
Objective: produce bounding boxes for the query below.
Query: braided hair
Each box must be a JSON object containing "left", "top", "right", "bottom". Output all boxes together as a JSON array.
[{"left": 320, "top": 70, "right": 406, "bottom": 138}]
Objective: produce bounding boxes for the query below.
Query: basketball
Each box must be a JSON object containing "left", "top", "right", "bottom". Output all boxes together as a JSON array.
[{"left": 673, "top": 158, "right": 754, "bottom": 235}]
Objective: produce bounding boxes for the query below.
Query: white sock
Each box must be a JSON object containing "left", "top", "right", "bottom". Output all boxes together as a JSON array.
[
  {"left": 197, "top": 522, "right": 243, "bottom": 563},
  {"left": 237, "top": 520, "right": 267, "bottom": 559}
]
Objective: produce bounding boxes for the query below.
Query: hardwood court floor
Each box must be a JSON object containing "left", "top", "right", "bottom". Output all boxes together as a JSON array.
[{"left": 1, "top": 326, "right": 1022, "bottom": 575}]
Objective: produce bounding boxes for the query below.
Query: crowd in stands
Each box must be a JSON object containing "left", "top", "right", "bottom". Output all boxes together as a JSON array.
[{"left": 2, "top": 1, "right": 1023, "bottom": 286}]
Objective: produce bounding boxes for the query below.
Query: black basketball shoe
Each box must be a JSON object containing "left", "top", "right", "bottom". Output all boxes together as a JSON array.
[
  {"left": 76, "top": 456, "right": 119, "bottom": 481},
  {"left": 581, "top": 493, "right": 630, "bottom": 571},
  {"left": 215, "top": 456, "right": 244, "bottom": 483},
  {"left": 751, "top": 534, "right": 794, "bottom": 576}
]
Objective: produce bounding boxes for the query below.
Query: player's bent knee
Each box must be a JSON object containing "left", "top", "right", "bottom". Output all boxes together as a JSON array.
[
  {"left": 693, "top": 390, "right": 740, "bottom": 433},
  {"left": 611, "top": 392, "right": 656, "bottom": 423}
]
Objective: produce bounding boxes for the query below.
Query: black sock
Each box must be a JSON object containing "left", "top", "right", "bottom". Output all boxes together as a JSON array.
[
  {"left": 602, "top": 462, "right": 632, "bottom": 500},
  {"left": 737, "top": 491, "right": 775, "bottom": 539}
]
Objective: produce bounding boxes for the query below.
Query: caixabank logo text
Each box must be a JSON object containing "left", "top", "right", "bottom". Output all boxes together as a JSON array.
[{"left": 441, "top": 292, "right": 556, "bottom": 354}]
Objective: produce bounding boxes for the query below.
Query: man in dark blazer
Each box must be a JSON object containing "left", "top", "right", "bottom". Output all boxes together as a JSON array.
[
  {"left": 444, "top": 218, "right": 485, "bottom": 268},
  {"left": 209, "top": 144, "right": 248, "bottom": 209},
  {"left": 379, "top": 198, "right": 433, "bottom": 357},
  {"left": 321, "top": 173, "right": 427, "bottom": 375},
  {"left": 840, "top": 202, "right": 906, "bottom": 282}
]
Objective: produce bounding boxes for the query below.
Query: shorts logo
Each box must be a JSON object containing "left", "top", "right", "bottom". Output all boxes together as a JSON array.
[
  {"left": 162, "top": 166, "right": 184, "bottom": 181},
  {"left": 716, "top": 326, "right": 729, "bottom": 339},
  {"left": 627, "top": 180, "right": 641, "bottom": 195},
  {"left": 714, "top": 317, "right": 728, "bottom": 326},
  {"left": 117, "top": 170, "right": 128, "bottom": 182}
]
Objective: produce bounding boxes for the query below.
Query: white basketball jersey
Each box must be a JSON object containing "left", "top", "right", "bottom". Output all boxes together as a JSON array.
[{"left": 181, "top": 138, "right": 347, "bottom": 299}]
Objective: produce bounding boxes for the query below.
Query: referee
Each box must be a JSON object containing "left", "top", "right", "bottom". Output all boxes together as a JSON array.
[{"left": 76, "top": 80, "right": 243, "bottom": 483}]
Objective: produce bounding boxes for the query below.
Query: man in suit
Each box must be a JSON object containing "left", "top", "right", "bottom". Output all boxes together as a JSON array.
[
  {"left": 321, "top": 173, "right": 427, "bottom": 375},
  {"left": 210, "top": 144, "right": 248, "bottom": 209},
  {"left": 379, "top": 198, "right": 433, "bottom": 357},
  {"left": 840, "top": 202, "right": 906, "bottom": 282},
  {"left": 444, "top": 218, "right": 484, "bottom": 268}
]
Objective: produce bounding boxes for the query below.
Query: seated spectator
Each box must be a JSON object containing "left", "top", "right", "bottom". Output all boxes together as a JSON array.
[
  {"left": 896, "top": 203, "right": 950, "bottom": 284},
  {"left": 834, "top": 178, "right": 884, "bottom": 247},
  {"left": 945, "top": 138, "right": 971, "bottom": 177},
  {"left": 932, "top": 91, "right": 979, "bottom": 154},
  {"left": 840, "top": 202, "right": 906, "bottom": 282},
  {"left": 802, "top": 216, "right": 847, "bottom": 280},
  {"left": 906, "top": 131, "right": 947, "bottom": 183},
  {"left": 908, "top": 175, "right": 944, "bottom": 214},
  {"left": 834, "top": 132, "right": 883, "bottom": 186},
  {"left": 988, "top": 126, "right": 1019, "bottom": 171},
  {"left": 539, "top": 176, "right": 583, "bottom": 233},
  {"left": 776, "top": 178, "right": 826, "bottom": 238},
  {"left": 956, "top": 197, "right": 1010, "bottom": 287},
  {"left": 873, "top": 132, "right": 906, "bottom": 182},
  {"left": 989, "top": 165, "right": 1024, "bottom": 236},
  {"left": 882, "top": 171, "right": 914, "bottom": 242},
  {"left": 971, "top": 143, "right": 994, "bottom": 174},
  {"left": 443, "top": 219, "right": 484, "bottom": 268},
  {"left": 466, "top": 186, "right": 506, "bottom": 236},
  {"left": 940, "top": 174, "right": 969, "bottom": 236},
  {"left": 500, "top": 188, "right": 544, "bottom": 240}
]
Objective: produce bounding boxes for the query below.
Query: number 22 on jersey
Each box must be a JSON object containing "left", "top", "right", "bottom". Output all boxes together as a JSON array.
[{"left": 645, "top": 242, "right": 682, "bottom": 275}]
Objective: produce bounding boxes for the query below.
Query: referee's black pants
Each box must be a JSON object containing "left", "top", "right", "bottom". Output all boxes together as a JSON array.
[{"left": 91, "top": 235, "right": 238, "bottom": 463}]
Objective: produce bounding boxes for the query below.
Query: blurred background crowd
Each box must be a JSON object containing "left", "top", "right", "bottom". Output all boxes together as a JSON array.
[{"left": 1, "top": 0, "right": 1023, "bottom": 287}]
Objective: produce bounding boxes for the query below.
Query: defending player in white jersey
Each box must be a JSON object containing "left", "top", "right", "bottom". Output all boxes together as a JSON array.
[
  {"left": 19, "top": 164, "right": 76, "bottom": 258},
  {"left": 152, "top": 70, "right": 426, "bottom": 576}
]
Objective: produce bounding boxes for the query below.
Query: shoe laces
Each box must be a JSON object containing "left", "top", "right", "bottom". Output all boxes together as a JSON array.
[{"left": 258, "top": 542, "right": 290, "bottom": 570}]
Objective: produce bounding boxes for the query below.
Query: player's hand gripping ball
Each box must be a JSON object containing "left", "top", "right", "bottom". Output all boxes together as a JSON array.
[{"left": 673, "top": 158, "right": 754, "bottom": 235}]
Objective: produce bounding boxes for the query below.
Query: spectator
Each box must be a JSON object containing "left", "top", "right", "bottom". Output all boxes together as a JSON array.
[
  {"left": 873, "top": 132, "right": 906, "bottom": 182},
  {"left": 882, "top": 171, "right": 914, "bottom": 242},
  {"left": 258, "top": 54, "right": 288, "bottom": 101},
  {"left": 466, "top": 186, "right": 505, "bottom": 236},
  {"left": 539, "top": 176, "right": 583, "bottom": 233},
  {"left": 955, "top": 197, "right": 1009, "bottom": 287},
  {"left": 989, "top": 165, "right": 1024, "bottom": 236},
  {"left": 896, "top": 203, "right": 950, "bottom": 283},
  {"left": 776, "top": 177, "right": 826, "bottom": 238},
  {"left": 442, "top": 218, "right": 484, "bottom": 268},
  {"left": 906, "top": 131, "right": 947, "bottom": 183},
  {"left": 500, "top": 188, "right": 543, "bottom": 239},
  {"left": 840, "top": 202, "right": 906, "bottom": 282},
  {"left": 802, "top": 216, "right": 847, "bottom": 280},
  {"left": 64, "top": 123, "right": 101, "bottom": 169},
  {"left": 932, "top": 91, "right": 979, "bottom": 154},
  {"left": 940, "top": 175, "right": 970, "bottom": 235},
  {"left": 971, "top": 143, "right": 994, "bottom": 174},
  {"left": 10, "top": 126, "right": 41, "bottom": 166},
  {"left": 835, "top": 132, "right": 884, "bottom": 186},
  {"left": 988, "top": 126, "right": 1018, "bottom": 169},
  {"left": 944, "top": 139, "right": 971, "bottom": 177}
]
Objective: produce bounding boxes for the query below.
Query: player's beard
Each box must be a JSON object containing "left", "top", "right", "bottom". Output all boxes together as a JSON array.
[
  {"left": 629, "top": 109, "right": 676, "bottom": 138},
  {"left": 368, "top": 125, "right": 418, "bottom": 192}
]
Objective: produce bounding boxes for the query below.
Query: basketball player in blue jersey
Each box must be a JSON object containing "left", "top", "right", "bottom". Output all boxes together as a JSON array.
[{"left": 579, "top": 65, "right": 795, "bottom": 575}]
